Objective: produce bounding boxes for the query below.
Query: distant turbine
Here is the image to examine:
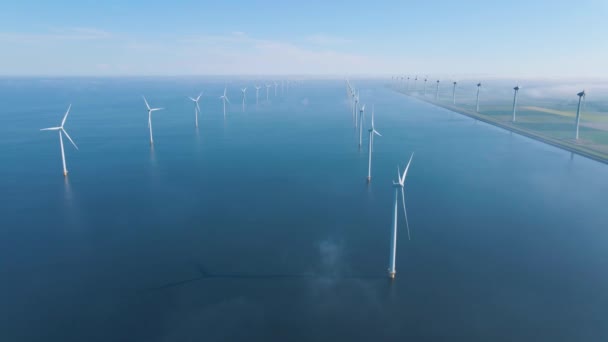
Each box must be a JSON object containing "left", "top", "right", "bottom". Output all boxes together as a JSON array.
[
  {"left": 274, "top": 81, "right": 278, "bottom": 97},
  {"left": 435, "top": 80, "right": 440, "bottom": 101},
  {"left": 281, "top": 80, "right": 285, "bottom": 96},
  {"left": 143, "top": 96, "right": 164, "bottom": 145},
  {"left": 241, "top": 87, "right": 247, "bottom": 112},
  {"left": 367, "top": 105, "right": 382, "bottom": 182},
  {"left": 351, "top": 90, "right": 357, "bottom": 127},
  {"left": 188, "top": 92, "right": 203, "bottom": 128},
  {"left": 265, "top": 83, "right": 271, "bottom": 102},
  {"left": 358, "top": 104, "right": 366, "bottom": 148},
  {"left": 406, "top": 76, "right": 410, "bottom": 91},
  {"left": 354, "top": 92, "right": 360, "bottom": 129},
  {"left": 414, "top": 76, "right": 418, "bottom": 91},
  {"left": 219, "top": 88, "right": 230, "bottom": 118},
  {"left": 512, "top": 84, "right": 520, "bottom": 122},
  {"left": 40, "top": 104, "right": 78, "bottom": 176},
  {"left": 476, "top": 82, "right": 482, "bottom": 113},
  {"left": 575, "top": 90, "right": 586, "bottom": 140},
  {"left": 255, "top": 85, "right": 261, "bottom": 105},
  {"left": 423, "top": 77, "right": 428, "bottom": 95},
  {"left": 388, "top": 153, "right": 414, "bottom": 279},
  {"left": 452, "top": 81, "right": 457, "bottom": 105}
]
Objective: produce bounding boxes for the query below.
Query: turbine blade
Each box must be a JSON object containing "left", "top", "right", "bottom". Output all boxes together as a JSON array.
[
  {"left": 40, "top": 127, "right": 61, "bottom": 131},
  {"left": 400, "top": 153, "right": 414, "bottom": 185},
  {"left": 61, "top": 104, "right": 72, "bottom": 127},
  {"left": 62, "top": 128, "right": 78, "bottom": 150},
  {"left": 225, "top": 96, "right": 230, "bottom": 104},
  {"left": 401, "top": 188, "right": 411, "bottom": 240},
  {"left": 143, "top": 96, "right": 151, "bottom": 111},
  {"left": 189, "top": 97, "right": 196, "bottom": 102},
  {"left": 197, "top": 92, "right": 203, "bottom": 101},
  {"left": 151, "top": 108, "right": 163, "bottom": 112},
  {"left": 374, "top": 130, "right": 382, "bottom": 137}
]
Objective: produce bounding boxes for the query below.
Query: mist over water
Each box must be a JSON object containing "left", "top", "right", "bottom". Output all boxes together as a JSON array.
[{"left": 1, "top": 78, "right": 608, "bottom": 341}]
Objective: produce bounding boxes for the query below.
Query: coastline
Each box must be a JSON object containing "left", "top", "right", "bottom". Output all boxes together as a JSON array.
[{"left": 391, "top": 88, "right": 608, "bottom": 165}]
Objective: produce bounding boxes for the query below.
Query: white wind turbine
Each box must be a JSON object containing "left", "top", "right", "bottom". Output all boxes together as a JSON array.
[
  {"left": 265, "top": 83, "right": 271, "bottom": 102},
  {"left": 367, "top": 105, "right": 382, "bottom": 182},
  {"left": 388, "top": 153, "right": 414, "bottom": 279},
  {"left": 40, "top": 104, "right": 78, "bottom": 176},
  {"left": 241, "top": 87, "right": 247, "bottom": 112},
  {"left": 435, "top": 80, "right": 440, "bottom": 101},
  {"left": 423, "top": 77, "right": 428, "bottom": 95},
  {"left": 358, "top": 104, "right": 366, "bottom": 148},
  {"left": 476, "top": 82, "right": 482, "bottom": 113},
  {"left": 274, "top": 81, "right": 278, "bottom": 97},
  {"left": 575, "top": 90, "right": 586, "bottom": 140},
  {"left": 219, "top": 88, "right": 230, "bottom": 118},
  {"left": 255, "top": 85, "right": 261, "bottom": 105},
  {"left": 188, "top": 92, "right": 202, "bottom": 128},
  {"left": 354, "top": 91, "right": 360, "bottom": 129},
  {"left": 143, "top": 96, "right": 164, "bottom": 145},
  {"left": 512, "top": 84, "right": 520, "bottom": 122},
  {"left": 452, "top": 81, "right": 457, "bottom": 105}
]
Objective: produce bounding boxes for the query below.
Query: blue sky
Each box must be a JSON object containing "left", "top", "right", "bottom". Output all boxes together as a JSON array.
[{"left": 1, "top": 0, "right": 607, "bottom": 77}]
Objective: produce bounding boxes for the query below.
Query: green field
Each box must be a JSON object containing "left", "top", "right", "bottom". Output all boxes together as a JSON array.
[{"left": 390, "top": 86, "right": 608, "bottom": 163}]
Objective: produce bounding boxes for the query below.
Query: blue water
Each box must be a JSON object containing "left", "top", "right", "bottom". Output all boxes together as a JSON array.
[{"left": 1, "top": 78, "right": 607, "bottom": 341}]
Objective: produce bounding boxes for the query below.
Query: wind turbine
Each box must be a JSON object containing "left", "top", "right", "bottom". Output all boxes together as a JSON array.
[
  {"left": 274, "top": 81, "right": 278, "bottom": 97},
  {"left": 40, "top": 104, "right": 78, "bottom": 176},
  {"left": 143, "top": 96, "right": 164, "bottom": 145},
  {"left": 476, "top": 82, "right": 482, "bottom": 113},
  {"left": 435, "top": 80, "right": 440, "bottom": 101},
  {"left": 241, "top": 87, "right": 247, "bottom": 112},
  {"left": 188, "top": 92, "right": 202, "bottom": 128},
  {"left": 414, "top": 76, "right": 418, "bottom": 91},
  {"left": 423, "top": 77, "right": 428, "bottom": 95},
  {"left": 512, "top": 84, "right": 520, "bottom": 122},
  {"left": 388, "top": 153, "right": 414, "bottom": 279},
  {"left": 575, "top": 90, "right": 586, "bottom": 140},
  {"left": 281, "top": 80, "right": 285, "bottom": 96},
  {"left": 452, "top": 81, "right": 457, "bottom": 105},
  {"left": 354, "top": 91, "right": 360, "bottom": 129},
  {"left": 219, "top": 88, "right": 230, "bottom": 118},
  {"left": 255, "top": 85, "right": 261, "bottom": 105},
  {"left": 406, "top": 76, "right": 410, "bottom": 91},
  {"left": 265, "top": 83, "right": 271, "bottom": 102},
  {"left": 358, "top": 104, "right": 366, "bottom": 148},
  {"left": 367, "top": 105, "right": 382, "bottom": 182}
]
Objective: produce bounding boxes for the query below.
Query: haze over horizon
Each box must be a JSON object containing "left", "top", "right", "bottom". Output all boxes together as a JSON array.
[{"left": 1, "top": 0, "right": 607, "bottom": 78}]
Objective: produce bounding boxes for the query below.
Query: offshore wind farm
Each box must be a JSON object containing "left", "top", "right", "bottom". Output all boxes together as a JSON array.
[{"left": 2, "top": 1, "right": 608, "bottom": 342}]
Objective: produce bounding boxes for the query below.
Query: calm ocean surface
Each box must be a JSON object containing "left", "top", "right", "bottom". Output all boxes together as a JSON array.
[{"left": 0, "top": 78, "right": 607, "bottom": 341}]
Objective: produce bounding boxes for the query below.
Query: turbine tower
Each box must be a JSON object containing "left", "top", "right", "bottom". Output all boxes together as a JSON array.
[
  {"left": 219, "top": 88, "right": 230, "bottom": 118},
  {"left": 575, "top": 90, "right": 586, "bottom": 140},
  {"left": 367, "top": 106, "right": 382, "bottom": 182},
  {"left": 476, "top": 82, "right": 482, "bottom": 113},
  {"left": 274, "top": 81, "right": 278, "bottom": 97},
  {"left": 188, "top": 92, "right": 202, "bottom": 128},
  {"left": 358, "top": 104, "right": 366, "bottom": 148},
  {"left": 241, "top": 87, "right": 247, "bottom": 112},
  {"left": 40, "top": 104, "right": 78, "bottom": 176},
  {"left": 435, "top": 80, "right": 440, "bottom": 101},
  {"left": 354, "top": 92, "right": 360, "bottom": 129},
  {"left": 512, "top": 84, "right": 520, "bottom": 122},
  {"left": 255, "top": 85, "right": 261, "bottom": 105},
  {"left": 452, "top": 81, "right": 457, "bottom": 105},
  {"left": 265, "top": 83, "right": 271, "bottom": 102},
  {"left": 406, "top": 76, "right": 410, "bottom": 91},
  {"left": 414, "top": 76, "right": 418, "bottom": 91},
  {"left": 423, "top": 77, "right": 428, "bottom": 96},
  {"left": 143, "top": 96, "right": 164, "bottom": 145},
  {"left": 388, "top": 153, "right": 414, "bottom": 279}
]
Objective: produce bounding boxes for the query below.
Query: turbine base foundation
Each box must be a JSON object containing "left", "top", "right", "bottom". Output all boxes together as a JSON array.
[
  {"left": 367, "top": 176, "right": 371, "bottom": 183},
  {"left": 388, "top": 271, "right": 396, "bottom": 279},
  {"left": 63, "top": 171, "right": 68, "bottom": 177}
]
